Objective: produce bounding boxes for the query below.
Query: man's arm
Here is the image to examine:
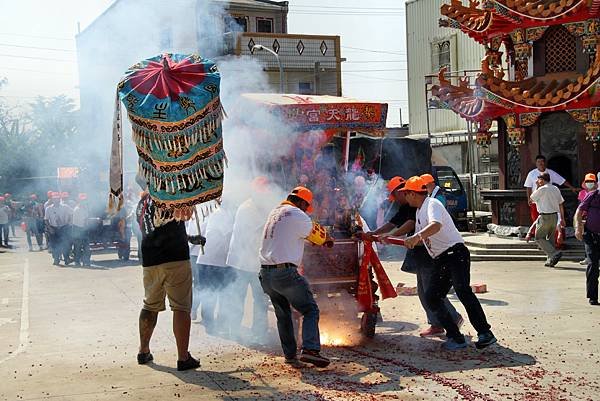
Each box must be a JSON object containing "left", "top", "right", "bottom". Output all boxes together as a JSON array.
[
  {"left": 559, "top": 202, "right": 565, "bottom": 227},
  {"left": 364, "top": 222, "right": 396, "bottom": 238},
  {"left": 382, "top": 220, "right": 415, "bottom": 239},
  {"left": 405, "top": 222, "right": 442, "bottom": 248},
  {"left": 574, "top": 207, "right": 584, "bottom": 241},
  {"left": 526, "top": 187, "right": 533, "bottom": 205}
]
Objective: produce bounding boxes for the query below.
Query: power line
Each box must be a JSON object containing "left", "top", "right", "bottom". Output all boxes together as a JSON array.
[
  {"left": 344, "top": 60, "right": 406, "bottom": 63},
  {"left": 344, "top": 68, "right": 407, "bottom": 72},
  {"left": 341, "top": 46, "right": 405, "bottom": 56},
  {"left": 290, "top": 4, "right": 404, "bottom": 10},
  {"left": 0, "top": 43, "right": 75, "bottom": 52},
  {"left": 0, "top": 54, "right": 76, "bottom": 63},
  {"left": 0, "top": 32, "right": 74, "bottom": 41},
  {"left": 0, "top": 66, "right": 75, "bottom": 75}
]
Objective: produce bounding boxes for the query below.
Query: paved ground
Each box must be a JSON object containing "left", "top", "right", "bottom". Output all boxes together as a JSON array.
[{"left": 1, "top": 231, "right": 600, "bottom": 401}]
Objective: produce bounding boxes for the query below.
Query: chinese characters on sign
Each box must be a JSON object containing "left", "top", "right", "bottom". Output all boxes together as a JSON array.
[{"left": 284, "top": 103, "right": 384, "bottom": 128}]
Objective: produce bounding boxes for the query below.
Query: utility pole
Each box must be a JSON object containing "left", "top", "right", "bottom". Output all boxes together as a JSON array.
[{"left": 313, "top": 62, "right": 321, "bottom": 95}]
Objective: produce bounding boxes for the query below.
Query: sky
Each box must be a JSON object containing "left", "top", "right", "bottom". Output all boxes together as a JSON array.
[{"left": 0, "top": 0, "right": 406, "bottom": 126}]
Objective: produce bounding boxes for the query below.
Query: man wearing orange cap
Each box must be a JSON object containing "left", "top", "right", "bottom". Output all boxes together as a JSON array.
[
  {"left": 364, "top": 176, "right": 462, "bottom": 337},
  {"left": 44, "top": 192, "right": 73, "bottom": 265},
  {"left": 72, "top": 194, "right": 91, "bottom": 266},
  {"left": 361, "top": 177, "right": 416, "bottom": 241},
  {"left": 259, "top": 186, "right": 332, "bottom": 368},
  {"left": 574, "top": 173, "right": 600, "bottom": 305},
  {"left": 420, "top": 174, "right": 446, "bottom": 207},
  {"left": 24, "top": 194, "right": 44, "bottom": 251},
  {"left": 403, "top": 176, "right": 496, "bottom": 351}
]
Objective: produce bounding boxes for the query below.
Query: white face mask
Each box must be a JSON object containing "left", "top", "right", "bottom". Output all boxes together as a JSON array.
[{"left": 585, "top": 182, "right": 596, "bottom": 190}]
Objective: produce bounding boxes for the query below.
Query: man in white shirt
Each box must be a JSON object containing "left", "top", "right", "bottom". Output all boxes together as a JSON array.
[
  {"left": 403, "top": 176, "right": 496, "bottom": 351},
  {"left": 226, "top": 177, "right": 275, "bottom": 342},
  {"left": 259, "top": 186, "right": 331, "bottom": 368},
  {"left": 530, "top": 172, "right": 565, "bottom": 267},
  {"left": 195, "top": 201, "right": 236, "bottom": 336},
  {"left": 72, "top": 194, "right": 91, "bottom": 266},
  {"left": 524, "top": 154, "right": 576, "bottom": 224},
  {"left": 44, "top": 192, "right": 73, "bottom": 266}
]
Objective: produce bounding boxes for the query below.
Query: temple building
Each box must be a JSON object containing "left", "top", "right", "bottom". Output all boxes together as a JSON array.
[{"left": 429, "top": 0, "right": 600, "bottom": 226}]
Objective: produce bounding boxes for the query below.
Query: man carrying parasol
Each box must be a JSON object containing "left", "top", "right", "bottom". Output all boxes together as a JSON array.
[{"left": 109, "top": 54, "right": 225, "bottom": 370}]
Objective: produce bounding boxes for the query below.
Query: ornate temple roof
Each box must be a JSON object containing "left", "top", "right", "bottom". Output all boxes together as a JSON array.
[
  {"left": 430, "top": 48, "right": 600, "bottom": 122},
  {"left": 439, "top": 0, "right": 593, "bottom": 42}
]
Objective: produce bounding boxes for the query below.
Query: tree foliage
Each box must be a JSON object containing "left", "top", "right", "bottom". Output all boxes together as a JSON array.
[{"left": 0, "top": 95, "right": 81, "bottom": 193}]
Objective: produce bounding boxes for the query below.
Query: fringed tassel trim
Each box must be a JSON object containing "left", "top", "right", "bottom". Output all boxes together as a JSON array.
[
  {"left": 151, "top": 198, "right": 222, "bottom": 226},
  {"left": 107, "top": 193, "right": 124, "bottom": 216},
  {"left": 138, "top": 152, "right": 226, "bottom": 195},
  {"left": 130, "top": 105, "right": 224, "bottom": 152}
]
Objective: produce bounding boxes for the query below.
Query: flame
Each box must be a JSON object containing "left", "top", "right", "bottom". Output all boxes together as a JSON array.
[{"left": 320, "top": 331, "right": 347, "bottom": 346}]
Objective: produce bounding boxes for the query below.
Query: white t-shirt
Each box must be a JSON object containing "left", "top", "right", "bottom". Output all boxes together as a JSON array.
[
  {"left": 0, "top": 205, "right": 9, "bottom": 224},
  {"left": 227, "top": 198, "right": 271, "bottom": 272},
  {"left": 530, "top": 183, "right": 564, "bottom": 213},
  {"left": 44, "top": 203, "right": 73, "bottom": 228},
  {"left": 72, "top": 205, "right": 88, "bottom": 228},
  {"left": 259, "top": 203, "right": 313, "bottom": 267},
  {"left": 524, "top": 168, "right": 565, "bottom": 188},
  {"left": 415, "top": 197, "right": 464, "bottom": 258},
  {"left": 196, "top": 207, "right": 234, "bottom": 267}
]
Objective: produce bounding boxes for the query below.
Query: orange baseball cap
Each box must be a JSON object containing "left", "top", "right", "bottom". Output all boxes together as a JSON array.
[
  {"left": 251, "top": 176, "right": 270, "bottom": 193},
  {"left": 400, "top": 176, "right": 428, "bottom": 192},
  {"left": 386, "top": 176, "right": 405, "bottom": 200},
  {"left": 420, "top": 173, "right": 435, "bottom": 185},
  {"left": 584, "top": 173, "right": 597, "bottom": 182},
  {"left": 290, "top": 186, "right": 314, "bottom": 213}
]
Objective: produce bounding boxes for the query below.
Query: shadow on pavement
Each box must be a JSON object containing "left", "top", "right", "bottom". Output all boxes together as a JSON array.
[{"left": 148, "top": 362, "right": 277, "bottom": 396}]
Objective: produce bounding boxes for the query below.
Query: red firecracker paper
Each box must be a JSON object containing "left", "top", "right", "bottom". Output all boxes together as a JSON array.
[{"left": 356, "top": 244, "right": 374, "bottom": 312}]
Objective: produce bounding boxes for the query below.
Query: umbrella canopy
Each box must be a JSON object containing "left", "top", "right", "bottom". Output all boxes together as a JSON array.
[{"left": 109, "top": 53, "right": 225, "bottom": 222}]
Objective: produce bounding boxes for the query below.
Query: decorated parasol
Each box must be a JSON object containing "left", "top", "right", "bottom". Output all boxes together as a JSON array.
[{"left": 109, "top": 53, "right": 226, "bottom": 223}]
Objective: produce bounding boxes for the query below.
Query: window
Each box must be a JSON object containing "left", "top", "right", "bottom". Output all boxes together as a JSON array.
[
  {"left": 544, "top": 25, "right": 577, "bottom": 73},
  {"left": 299, "top": 82, "right": 312, "bottom": 94},
  {"left": 431, "top": 39, "right": 452, "bottom": 73},
  {"left": 435, "top": 167, "right": 464, "bottom": 194},
  {"left": 256, "top": 17, "right": 274, "bottom": 33},
  {"left": 224, "top": 15, "right": 248, "bottom": 32}
]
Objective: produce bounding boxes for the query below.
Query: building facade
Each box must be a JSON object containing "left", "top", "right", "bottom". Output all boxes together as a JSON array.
[
  {"left": 75, "top": 0, "right": 343, "bottom": 171},
  {"left": 429, "top": 0, "right": 600, "bottom": 225}
]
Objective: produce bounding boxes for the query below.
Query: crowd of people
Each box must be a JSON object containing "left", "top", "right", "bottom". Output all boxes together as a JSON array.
[{"left": 0, "top": 190, "right": 136, "bottom": 267}]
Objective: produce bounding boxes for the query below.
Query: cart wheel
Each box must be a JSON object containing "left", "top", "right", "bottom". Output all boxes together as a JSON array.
[{"left": 360, "top": 312, "right": 377, "bottom": 338}]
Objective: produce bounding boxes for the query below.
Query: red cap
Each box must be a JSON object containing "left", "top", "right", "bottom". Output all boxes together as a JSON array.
[
  {"left": 420, "top": 173, "right": 435, "bottom": 185},
  {"left": 0, "top": 196, "right": 4, "bottom": 202},
  {"left": 251, "top": 176, "right": 270, "bottom": 193},
  {"left": 78, "top": 193, "right": 87, "bottom": 200},
  {"left": 399, "top": 176, "right": 428, "bottom": 192},
  {"left": 584, "top": 173, "right": 597, "bottom": 182},
  {"left": 290, "top": 186, "right": 314, "bottom": 213},
  {"left": 387, "top": 176, "right": 405, "bottom": 201}
]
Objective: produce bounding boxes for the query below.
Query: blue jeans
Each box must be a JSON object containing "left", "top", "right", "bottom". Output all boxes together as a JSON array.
[
  {"left": 417, "top": 263, "right": 460, "bottom": 326},
  {"left": 584, "top": 231, "right": 600, "bottom": 301},
  {"left": 259, "top": 266, "right": 320, "bottom": 358}
]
